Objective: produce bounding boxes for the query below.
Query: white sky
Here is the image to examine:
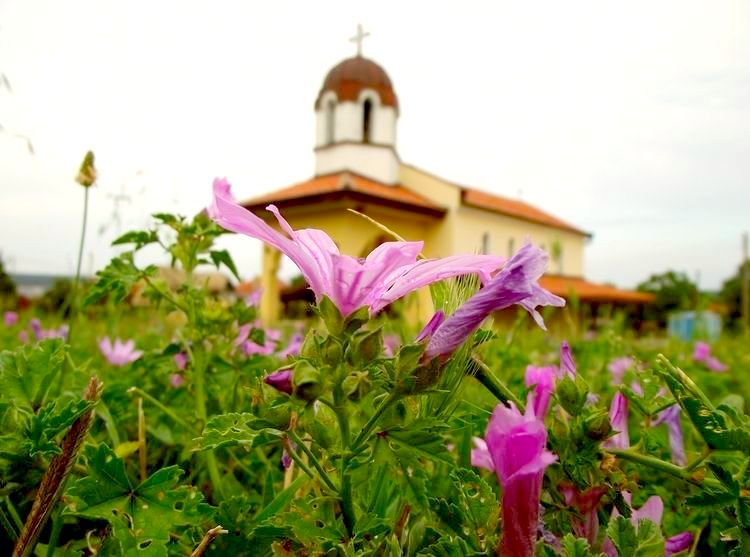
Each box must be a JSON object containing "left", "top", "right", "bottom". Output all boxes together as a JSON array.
[{"left": 0, "top": 0, "right": 748, "bottom": 290}]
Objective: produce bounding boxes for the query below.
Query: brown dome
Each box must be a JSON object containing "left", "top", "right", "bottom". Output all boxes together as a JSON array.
[{"left": 315, "top": 56, "right": 398, "bottom": 111}]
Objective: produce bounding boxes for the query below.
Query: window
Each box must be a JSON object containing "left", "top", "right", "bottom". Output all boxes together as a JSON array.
[
  {"left": 325, "top": 100, "right": 335, "bottom": 145},
  {"left": 481, "top": 232, "right": 490, "bottom": 254},
  {"left": 507, "top": 237, "right": 515, "bottom": 257},
  {"left": 362, "top": 99, "right": 373, "bottom": 143}
]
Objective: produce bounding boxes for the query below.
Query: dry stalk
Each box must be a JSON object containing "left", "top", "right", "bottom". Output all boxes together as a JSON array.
[{"left": 190, "top": 525, "right": 228, "bottom": 557}]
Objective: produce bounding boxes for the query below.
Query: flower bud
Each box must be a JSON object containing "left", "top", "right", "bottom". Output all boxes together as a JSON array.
[
  {"left": 342, "top": 371, "right": 371, "bottom": 401},
  {"left": 300, "top": 332, "right": 320, "bottom": 359},
  {"left": 557, "top": 375, "right": 585, "bottom": 416},
  {"left": 75, "top": 150, "right": 97, "bottom": 188},
  {"left": 355, "top": 328, "right": 383, "bottom": 363},
  {"left": 320, "top": 336, "right": 343, "bottom": 367},
  {"left": 293, "top": 362, "right": 322, "bottom": 402},
  {"left": 264, "top": 368, "right": 293, "bottom": 395},
  {"left": 584, "top": 411, "right": 612, "bottom": 440}
]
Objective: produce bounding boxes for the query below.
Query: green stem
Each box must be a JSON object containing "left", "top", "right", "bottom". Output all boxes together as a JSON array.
[
  {"left": 333, "top": 384, "right": 355, "bottom": 538},
  {"left": 607, "top": 448, "right": 721, "bottom": 489},
  {"left": 287, "top": 430, "right": 338, "bottom": 493},
  {"left": 0, "top": 504, "right": 17, "bottom": 541},
  {"left": 3, "top": 497, "right": 23, "bottom": 532},
  {"left": 685, "top": 447, "right": 712, "bottom": 472},
  {"left": 45, "top": 511, "right": 63, "bottom": 557},
  {"left": 471, "top": 358, "right": 525, "bottom": 411},
  {"left": 191, "top": 346, "right": 224, "bottom": 499},
  {"left": 66, "top": 186, "right": 89, "bottom": 346},
  {"left": 283, "top": 439, "right": 318, "bottom": 483},
  {"left": 142, "top": 274, "right": 188, "bottom": 313},
  {"left": 351, "top": 392, "right": 399, "bottom": 451},
  {"left": 128, "top": 387, "right": 192, "bottom": 431}
]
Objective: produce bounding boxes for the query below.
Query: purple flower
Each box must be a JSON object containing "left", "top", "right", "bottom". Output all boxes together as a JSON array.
[
  {"left": 235, "top": 323, "right": 277, "bottom": 356},
  {"left": 18, "top": 330, "right": 29, "bottom": 343},
  {"left": 174, "top": 352, "right": 188, "bottom": 370},
  {"left": 170, "top": 374, "right": 185, "bottom": 388},
  {"left": 608, "top": 357, "right": 634, "bottom": 385},
  {"left": 265, "top": 368, "right": 293, "bottom": 395},
  {"left": 475, "top": 403, "right": 557, "bottom": 557},
  {"left": 665, "top": 531, "right": 694, "bottom": 556},
  {"left": 424, "top": 244, "right": 565, "bottom": 359},
  {"left": 29, "top": 318, "right": 43, "bottom": 339},
  {"left": 245, "top": 288, "right": 263, "bottom": 307},
  {"left": 559, "top": 341, "right": 576, "bottom": 378},
  {"left": 604, "top": 392, "right": 630, "bottom": 450},
  {"left": 209, "top": 178, "right": 504, "bottom": 317},
  {"left": 281, "top": 441, "right": 297, "bottom": 470},
  {"left": 3, "top": 311, "right": 18, "bottom": 327},
  {"left": 415, "top": 310, "right": 445, "bottom": 343},
  {"left": 525, "top": 365, "right": 556, "bottom": 419},
  {"left": 28, "top": 318, "right": 68, "bottom": 340},
  {"left": 98, "top": 337, "right": 143, "bottom": 367},
  {"left": 652, "top": 405, "right": 687, "bottom": 466}
]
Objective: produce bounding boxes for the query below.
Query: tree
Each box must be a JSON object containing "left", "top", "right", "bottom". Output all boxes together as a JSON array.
[
  {"left": 637, "top": 271, "right": 698, "bottom": 325},
  {"left": 0, "top": 255, "right": 16, "bottom": 299},
  {"left": 719, "top": 261, "right": 749, "bottom": 332}
]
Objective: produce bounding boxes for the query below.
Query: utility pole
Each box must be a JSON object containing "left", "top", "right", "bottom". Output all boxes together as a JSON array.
[{"left": 743, "top": 232, "right": 749, "bottom": 335}]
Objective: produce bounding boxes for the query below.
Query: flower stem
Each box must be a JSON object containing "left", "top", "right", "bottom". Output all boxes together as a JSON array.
[
  {"left": 283, "top": 438, "right": 319, "bottom": 485},
  {"left": 65, "top": 186, "right": 89, "bottom": 346},
  {"left": 191, "top": 345, "right": 224, "bottom": 500},
  {"left": 128, "top": 387, "right": 192, "bottom": 430},
  {"left": 287, "top": 430, "right": 338, "bottom": 493},
  {"left": 607, "top": 448, "right": 721, "bottom": 490},
  {"left": 472, "top": 358, "right": 525, "bottom": 411},
  {"left": 333, "top": 384, "right": 356, "bottom": 538}
]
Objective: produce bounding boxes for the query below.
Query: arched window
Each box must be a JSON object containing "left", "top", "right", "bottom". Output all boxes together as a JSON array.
[
  {"left": 481, "top": 232, "right": 490, "bottom": 255},
  {"left": 325, "top": 100, "right": 336, "bottom": 145},
  {"left": 362, "top": 99, "right": 373, "bottom": 143}
]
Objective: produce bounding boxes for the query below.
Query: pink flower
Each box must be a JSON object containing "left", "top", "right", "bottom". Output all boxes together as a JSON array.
[
  {"left": 234, "top": 323, "right": 277, "bottom": 356},
  {"left": 560, "top": 483, "right": 608, "bottom": 545},
  {"left": 29, "top": 318, "right": 68, "bottom": 340},
  {"left": 424, "top": 244, "right": 565, "bottom": 359},
  {"left": 174, "top": 352, "right": 188, "bottom": 370},
  {"left": 18, "top": 330, "right": 29, "bottom": 343},
  {"left": 98, "top": 337, "right": 143, "bottom": 367},
  {"left": 608, "top": 357, "right": 634, "bottom": 385},
  {"left": 383, "top": 334, "right": 401, "bottom": 357},
  {"left": 278, "top": 332, "right": 304, "bottom": 359},
  {"left": 264, "top": 368, "right": 293, "bottom": 395},
  {"left": 3, "top": 311, "right": 18, "bottom": 326},
  {"left": 604, "top": 392, "right": 630, "bottom": 450},
  {"left": 525, "top": 365, "right": 556, "bottom": 419},
  {"left": 170, "top": 374, "right": 185, "bottom": 388},
  {"left": 415, "top": 310, "right": 445, "bottom": 343},
  {"left": 559, "top": 341, "right": 576, "bottom": 378},
  {"left": 244, "top": 288, "right": 263, "bottom": 307},
  {"left": 474, "top": 403, "right": 557, "bottom": 557},
  {"left": 604, "top": 493, "right": 693, "bottom": 556},
  {"left": 692, "top": 341, "right": 727, "bottom": 372},
  {"left": 209, "top": 178, "right": 505, "bottom": 318}
]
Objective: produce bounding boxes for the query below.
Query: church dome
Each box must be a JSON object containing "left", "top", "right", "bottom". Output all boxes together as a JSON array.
[{"left": 315, "top": 56, "right": 398, "bottom": 111}]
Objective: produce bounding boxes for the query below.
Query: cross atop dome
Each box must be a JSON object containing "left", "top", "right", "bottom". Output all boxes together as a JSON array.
[{"left": 349, "top": 24, "right": 370, "bottom": 57}]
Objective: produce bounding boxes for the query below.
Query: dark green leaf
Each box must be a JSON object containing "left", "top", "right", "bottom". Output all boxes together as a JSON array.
[
  {"left": 195, "top": 412, "right": 284, "bottom": 451},
  {"left": 210, "top": 249, "right": 240, "bottom": 281},
  {"left": 0, "top": 339, "right": 66, "bottom": 413},
  {"left": 23, "top": 398, "right": 95, "bottom": 457}
]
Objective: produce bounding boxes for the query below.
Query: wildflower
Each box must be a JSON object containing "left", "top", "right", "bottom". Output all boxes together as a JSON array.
[
  {"left": 209, "top": 178, "right": 504, "bottom": 318},
  {"left": 18, "top": 330, "right": 29, "bottom": 343},
  {"left": 652, "top": 405, "right": 687, "bottom": 466},
  {"left": 559, "top": 341, "right": 576, "bottom": 378},
  {"left": 245, "top": 288, "right": 263, "bottom": 307},
  {"left": 473, "top": 403, "right": 557, "bottom": 557},
  {"left": 278, "top": 332, "right": 304, "bottom": 359},
  {"left": 603, "top": 492, "right": 693, "bottom": 557},
  {"left": 28, "top": 318, "right": 68, "bottom": 340},
  {"left": 692, "top": 341, "right": 727, "bottom": 372},
  {"left": 424, "top": 244, "right": 565, "bottom": 359},
  {"left": 234, "top": 323, "right": 277, "bottom": 356},
  {"left": 170, "top": 374, "right": 185, "bottom": 388},
  {"left": 98, "top": 337, "right": 143, "bottom": 367},
  {"left": 3, "top": 311, "right": 18, "bottom": 326},
  {"left": 415, "top": 310, "right": 445, "bottom": 343},
  {"left": 608, "top": 356, "right": 634, "bottom": 385},
  {"left": 174, "top": 352, "right": 188, "bottom": 370},
  {"left": 264, "top": 368, "right": 294, "bottom": 395},
  {"left": 560, "top": 483, "right": 608, "bottom": 545},
  {"left": 525, "top": 365, "right": 556, "bottom": 419},
  {"left": 604, "top": 392, "right": 630, "bottom": 450}
]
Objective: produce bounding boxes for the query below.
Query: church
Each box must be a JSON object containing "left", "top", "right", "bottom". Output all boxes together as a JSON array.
[{"left": 239, "top": 28, "right": 652, "bottom": 325}]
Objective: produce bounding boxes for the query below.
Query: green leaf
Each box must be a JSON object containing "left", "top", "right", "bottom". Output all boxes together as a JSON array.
[
  {"left": 561, "top": 533, "right": 602, "bottom": 557},
  {"left": 386, "top": 419, "right": 453, "bottom": 465},
  {"left": 254, "top": 474, "right": 308, "bottom": 524},
  {"left": 633, "top": 519, "right": 665, "bottom": 557},
  {"left": 84, "top": 253, "right": 155, "bottom": 307},
  {"left": 68, "top": 444, "right": 208, "bottom": 556},
  {"left": 195, "top": 412, "right": 284, "bottom": 451},
  {"left": 450, "top": 468, "right": 497, "bottom": 534},
  {"left": 23, "top": 398, "right": 95, "bottom": 457},
  {"left": 607, "top": 516, "right": 637, "bottom": 557},
  {"left": 112, "top": 230, "right": 158, "bottom": 250},
  {"left": 607, "top": 516, "right": 664, "bottom": 557},
  {"left": 210, "top": 249, "right": 240, "bottom": 281},
  {"left": 0, "top": 339, "right": 66, "bottom": 413}
]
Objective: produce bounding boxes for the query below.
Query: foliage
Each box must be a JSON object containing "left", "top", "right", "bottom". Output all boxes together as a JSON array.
[{"left": 637, "top": 270, "right": 698, "bottom": 325}]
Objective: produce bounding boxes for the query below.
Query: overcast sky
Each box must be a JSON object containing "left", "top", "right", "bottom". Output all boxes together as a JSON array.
[{"left": 0, "top": 0, "right": 748, "bottom": 290}]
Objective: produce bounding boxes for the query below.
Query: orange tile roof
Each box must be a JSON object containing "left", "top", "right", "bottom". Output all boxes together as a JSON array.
[
  {"left": 240, "top": 173, "right": 444, "bottom": 216},
  {"left": 540, "top": 275, "right": 655, "bottom": 304},
  {"left": 462, "top": 189, "right": 590, "bottom": 236}
]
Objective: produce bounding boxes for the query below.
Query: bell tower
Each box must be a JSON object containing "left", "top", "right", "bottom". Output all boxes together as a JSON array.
[{"left": 314, "top": 26, "right": 400, "bottom": 184}]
